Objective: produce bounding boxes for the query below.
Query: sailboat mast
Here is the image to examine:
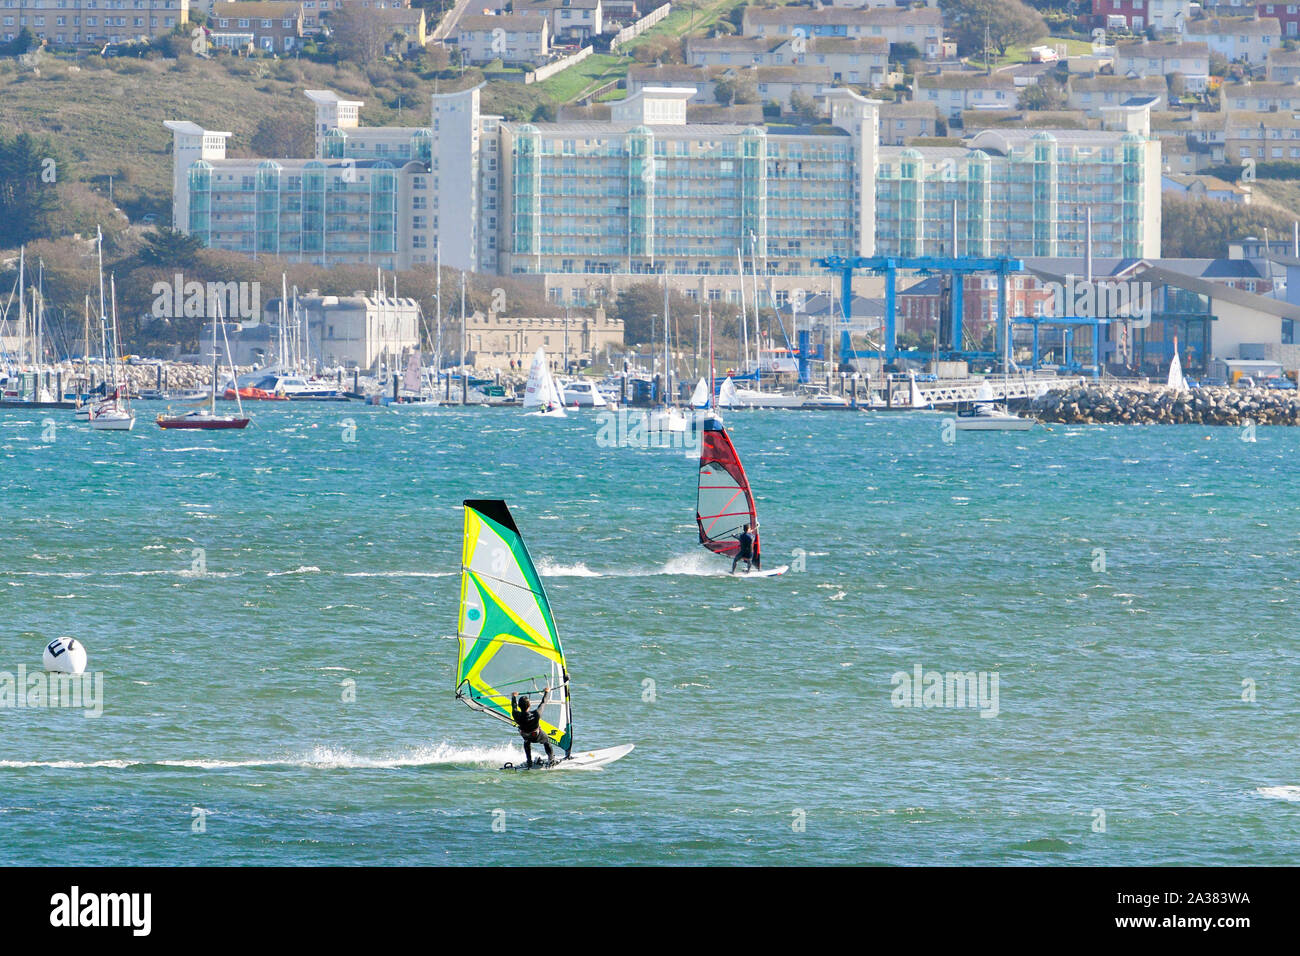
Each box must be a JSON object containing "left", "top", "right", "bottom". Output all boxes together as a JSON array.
[
  {"left": 749, "top": 231, "right": 761, "bottom": 393},
  {"left": 465, "top": 269, "right": 470, "bottom": 408},
  {"left": 17, "top": 247, "right": 25, "bottom": 369},
  {"left": 662, "top": 282, "right": 669, "bottom": 405},
  {"left": 435, "top": 241, "right": 442, "bottom": 372},
  {"left": 35, "top": 259, "right": 44, "bottom": 368},
  {"left": 210, "top": 304, "right": 219, "bottom": 415},
  {"left": 736, "top": 248, "right": 748, "bottom": 379},
  {"left": 96, "top": 228, "right": 108, "bottom": 388},
  {"left": 219, "top": 303, "right": 245, "bottom": 417},
  {"left": 708, "top": 303, "right": 715, "bottom": 412},
  {"left": 109, "top": 273, "right": 123, "bottom": 402},
  {"left": 83, "top": 295, "right": 90, "bottom": 386}
]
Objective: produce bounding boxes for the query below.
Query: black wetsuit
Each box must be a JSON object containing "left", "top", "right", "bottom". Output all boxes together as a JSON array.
[
  {"left": 511, "top": 690, "right": 554, "bottom": 766},
  {"left": 732, "top": 530, "right": 756, "bottom": 573}
]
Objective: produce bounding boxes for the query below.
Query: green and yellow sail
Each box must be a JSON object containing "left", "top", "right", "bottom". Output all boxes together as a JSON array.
[{"left": 456, "top": 500, "right": 573, "bottom": 753}]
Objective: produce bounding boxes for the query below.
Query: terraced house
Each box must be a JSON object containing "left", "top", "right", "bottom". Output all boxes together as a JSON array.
[
  {"left": 684, "top": 34, "right": 891, "bottom": 87},
  {"left": 516, "top": 0, "right": 602, "bottom": 43},
  {"left": 456, "top": 12, "right": 550, "bottom": 65},
  {"left": 1, "top": 0, "right": 188, "bottom": 45},
  {"left": 915, "top": 70, "right": 1018, "bottom": 121},
  {"left": 1185, "top": 14, "right": 1280, "bottom": 65},
  {"left": 295, "top": 0, "right": 410, "bottom": 34},
  {"left": 1113, "top": 38, "right": 1210, "bottom": 90},
  {"left": 741, "top": 4, "right": 943, "bottom": 58},
  {"left": 206, "top": 0, "right": 303, "bottom": 52}
]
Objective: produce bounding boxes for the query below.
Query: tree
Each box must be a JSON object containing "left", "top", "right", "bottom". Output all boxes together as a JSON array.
[
  {"left": 0, "top": 27, "right": 38, "bottom": 56},
  {"left": 249, "top": 114, "right": 315, "bottom": 159},
  {"left": 329, "top": 7, "right": 387, "bottom": 66},
  {"left": 138, "top": 228, "right": 205, "bottom": 269},
  {"left": 0, "top": 132, "right": 65, "bottom": 247},
  {"left": 714, "top": 72, "right": 757, "bottom": 106},
  {"left": 938, "top": 0, "right": 1046, "bottom": 58},
  {"left": 1018, "top": 73, "right": 1067, "bottom": 110},
  {"left": 788, "top": 91, "right": 819, "bottom": 120},
  {"left": 1167, "top": 71, "right": 1186, "bottom": 99},
  {"left": 889, "top": 41, "right": 921, "bottom": 66},
  {"left": 611, "top": 282, "right": 699, "bottom": 347}
]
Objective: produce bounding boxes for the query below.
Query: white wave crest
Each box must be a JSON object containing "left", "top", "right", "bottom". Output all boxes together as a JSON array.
[
  {"left": 1257, "top": 786, "right": 1300, "bottom": 802},
  {"left": 536, "top": 559, "right": 601, "bottom": 577},
  {"left": 0, "top": 743, "right": 520, "bottom": 772}
]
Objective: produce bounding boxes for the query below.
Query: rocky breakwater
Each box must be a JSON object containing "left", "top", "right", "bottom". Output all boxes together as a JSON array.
[
  {"left": 1029, "top": 384, "right": 1300, "bottom": 425},
  {"left": 16, "top": 362, "right": 255, "bottom": 393}
]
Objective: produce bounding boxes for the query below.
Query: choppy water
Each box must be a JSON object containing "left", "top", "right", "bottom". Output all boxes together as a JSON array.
[{"left": 0, "top": 405, "right": 1297, "bottom": 865}]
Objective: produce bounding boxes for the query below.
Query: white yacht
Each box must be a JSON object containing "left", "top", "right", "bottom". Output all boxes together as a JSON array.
[
  {"left": 954, "top": 402, "right": 1035, "bottom": 431},
  {"left": 561, "top": 379, "right": 608, "bottom": 407}
]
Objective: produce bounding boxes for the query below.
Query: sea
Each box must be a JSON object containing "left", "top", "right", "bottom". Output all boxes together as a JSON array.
[{"left": 0, "top": 404, "right": 1297, "bottom": 865}]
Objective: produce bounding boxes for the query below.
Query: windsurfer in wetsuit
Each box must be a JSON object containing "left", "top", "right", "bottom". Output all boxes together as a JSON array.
[
  {"left": 511, "top": 688, "right": 554, "bottom": 768},
  {"left": 732, "top": 523, "right": 760, "bottom": 574}
]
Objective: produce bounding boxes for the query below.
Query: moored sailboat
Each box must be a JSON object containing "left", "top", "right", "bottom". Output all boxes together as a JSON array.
[
  {"left": 88, "top": 273, "right": 135, "bottom": 432},
  {"left": 158, "top": 305, "right": 250, "bottom": 430}
]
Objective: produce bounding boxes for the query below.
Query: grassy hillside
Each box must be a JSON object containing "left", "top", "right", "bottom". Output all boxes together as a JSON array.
[
  {"left": 0, "top": 53, "right": 494, "bottom": 219},
  {"left": 1250, "top": 180, "right": 1300, "bottom": 221}
]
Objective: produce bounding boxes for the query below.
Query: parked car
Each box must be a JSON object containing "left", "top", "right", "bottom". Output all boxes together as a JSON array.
[
  {"left": 1200, "top": 377, "right": 1227, "bottom": 387},
  {"left": 1236, "top": 376, "right": 1256, "bottom": 389},
  {"left": 1264, "top": 377, "right": 1296, "bottom": 390}
]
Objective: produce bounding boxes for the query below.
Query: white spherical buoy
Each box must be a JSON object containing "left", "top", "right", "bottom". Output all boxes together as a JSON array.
[{"left": 43, "top": 637, "right": 88, "bottom": 675}]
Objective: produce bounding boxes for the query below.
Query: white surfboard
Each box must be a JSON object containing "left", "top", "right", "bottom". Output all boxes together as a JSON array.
[
  {"left": 736, "top": 565, "right": 788, "bottom": 578},
  {"left": 505, "top": 743, "right": 634, "bottom": 771}
]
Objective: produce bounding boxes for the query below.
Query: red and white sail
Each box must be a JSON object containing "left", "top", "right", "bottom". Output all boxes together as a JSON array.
[{"left": 696, "top": 420, "right": 759, "bottom": 558}]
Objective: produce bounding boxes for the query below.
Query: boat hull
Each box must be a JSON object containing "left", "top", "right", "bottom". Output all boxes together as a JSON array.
[
  {"left": 954, "top": 418, "right": 1035, "bottom": 431},
  {"left": 157, "top": 417, "right": 250, "bottom": 430},
  {"left": 89, "top": 416, "right": 136, "bottom": 431}
]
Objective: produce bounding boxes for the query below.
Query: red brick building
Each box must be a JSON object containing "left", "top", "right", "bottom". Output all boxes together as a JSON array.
[{"left": 1259, "top": 2, "right": 1300, "bottom": 39}]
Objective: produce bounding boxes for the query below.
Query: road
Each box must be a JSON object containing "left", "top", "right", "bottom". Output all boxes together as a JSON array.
[{"left": 431, "top": 0, "right": 479, "bottom": 41}]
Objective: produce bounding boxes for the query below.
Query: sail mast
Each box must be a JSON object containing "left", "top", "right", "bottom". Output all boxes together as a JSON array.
[
  {"left": 97, "top": 228, "right": 108, "bottom": 390},
  {"left": 736, "top": 247, "right": 748, "bottom": 378}
]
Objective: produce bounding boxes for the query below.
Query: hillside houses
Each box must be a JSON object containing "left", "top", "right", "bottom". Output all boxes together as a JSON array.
[
  {"left": 1113, "top": 39, "right": 1211, "bottom": 91},
  {"left": 1185, "top": 14, "right": 1281, "bottom": 64},
  {"left": 741, "top": 5, "right": 944, "bottom": 58},
  {"left": 915, "top": 70, "right": 1018, "bottom": 119},
  {"left": 1225, "top": 108, "right": 1300, "bottom": 160},
  {"left": 627, "top": 63, "right": 838, "bottom": 109},
  {"left": 516, "top": 0, "right": 604, "bottom": 42},
  {"left": 1265, "top": 47, "right": 1300, "bottom": 79},
  {"left": 1221, "top": 79, "right": 1300, "bottom": 111},
  {"left": 684, "top": 35, "right": 891, "bottom": 87},
  {"left": 1067, "top": 74, "right": 1169, "bottom": 115},
  {"left": 879, "top": 100, "right": 941, "bottom": 144},
  {"left": 457, "top": 13, "right": 550, "bottom": 65},
  {"left": 1152, "top": 108, "right": 1229, "bottom": 170}
]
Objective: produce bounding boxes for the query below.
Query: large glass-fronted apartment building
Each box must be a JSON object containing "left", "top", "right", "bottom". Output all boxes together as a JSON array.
[
  {"left": 167, "top": 85, "right": 1159, "bottom": 276},
  {"left": 499, "top": 86, "right": 874, "bottom": 276},
  {"left": 875, "top": 126, "right": 1160, "bottom": 260}
]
